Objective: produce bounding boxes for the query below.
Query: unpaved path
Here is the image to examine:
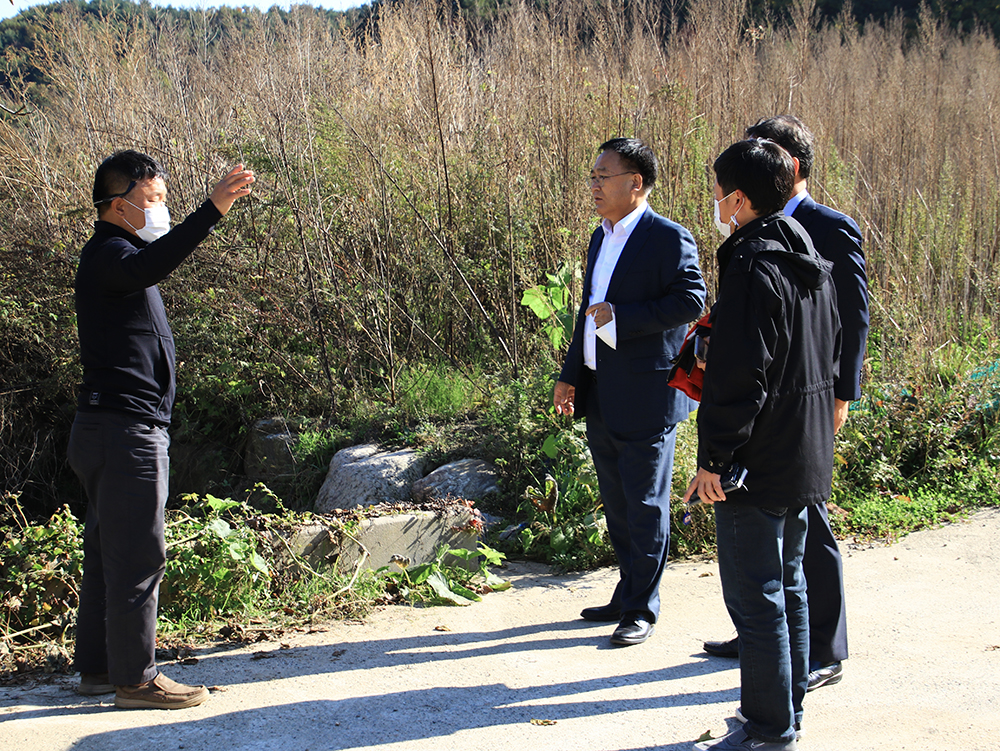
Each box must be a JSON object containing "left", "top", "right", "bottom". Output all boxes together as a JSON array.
[{"left": 2, "top": 508, "right": 998, "bottom": 751}]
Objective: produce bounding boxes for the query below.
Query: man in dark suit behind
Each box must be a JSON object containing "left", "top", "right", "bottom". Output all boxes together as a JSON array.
[
  {"left": 703, "top": 115, "right": 869, "bottom": 691},
  {"left": 554, "top": 137, "right": 705, "bottom": 646}
]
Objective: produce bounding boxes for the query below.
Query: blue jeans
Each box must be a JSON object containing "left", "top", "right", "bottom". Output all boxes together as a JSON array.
[
  {"left": 714, "top": 502, "right": 809, "bottom": 744},
  {"left": 68, "top": 411, "right": 169, "bottom": 685}
]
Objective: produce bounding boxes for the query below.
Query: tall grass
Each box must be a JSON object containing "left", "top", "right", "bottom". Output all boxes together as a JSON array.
[{"left": 2, "top": 0, "right": 1000, "bottom": 509}]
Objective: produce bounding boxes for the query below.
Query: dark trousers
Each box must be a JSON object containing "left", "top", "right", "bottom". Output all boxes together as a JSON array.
[
  {"left": 715, "top": 502, "right": 808, "bottom": 745},
  {"left": 586, "top": 387, "right": 677, "bottom": 622},
  {"left": 68, "top": 411, "right": 168, "bottom": 685},
  {"left": 803, "top": 502, "right": 849, "bottom": 665}
]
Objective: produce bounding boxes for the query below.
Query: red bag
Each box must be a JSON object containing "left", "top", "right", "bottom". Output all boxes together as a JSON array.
[{"left": 667, "top": 314, "right": 711, "bottom": 401}]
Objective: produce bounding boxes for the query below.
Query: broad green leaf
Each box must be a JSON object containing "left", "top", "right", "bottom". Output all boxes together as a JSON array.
[
  {"left": 407, "top": 562, "right": 433, "bottom": 585},
  {"left": 250, "top": 550, "right": 270, "bottom": 575},
  {"left": 542, "top": 434, "right": 559, "bottom": 458},
  {"left": 520, "top": 287, "right": 555, "bottom": 319},
  {"left": 206, "top": 495, "right": 240, "bottom": 514},
  {"left": 476, "top": 543, "right": 506, "bottom": 566},
  {"left": 550, "top": 526, "right": 572, "bottom": 554},
  {"left": 449, "top": 582, "right": 482, "bottom": 602},
  {"left": 547, "top": 326, "right": 565, "bottom": 351},
  {"left": 519, "top": 527, "right": 536, "bottom": 551},
  {"left": 484, "top": 571, "right": 512, "bottom": 591},
  {"left": 444, "top": 548, "right": 478, "bottom": 560},
  {"left": 426, "top": 570, "right": 475, "bottom": 605},
  {"left": 206, "top": 518, "right": 232, "bottom": 538}
]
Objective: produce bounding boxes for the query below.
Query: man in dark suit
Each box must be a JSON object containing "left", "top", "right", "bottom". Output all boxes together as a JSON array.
[
  {"left": 702, "top": 115, "right": 869, "bottom": 692},
  {"left": 554, "top": 137, "right": 705, "bottom": 646}
]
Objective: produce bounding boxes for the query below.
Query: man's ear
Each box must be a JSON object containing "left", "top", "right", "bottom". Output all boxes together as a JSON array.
[
  {"left": 791, "top": 156, "right": 801, "bottom": 181},
  {"left": 735, "top": 189, "right": 754, "bottom": 216},
  {"left": 110, "top": 196, "right": 127, "bottom": 220}
]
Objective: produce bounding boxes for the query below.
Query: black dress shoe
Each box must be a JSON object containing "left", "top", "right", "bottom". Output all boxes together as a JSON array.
[
  {"left": 807, "top": 661, "right": 843, "bottom": 692},
  {"left": 580, "top": 603, "right": 621, "bottom": 622},
  {"left": 610, "top": 613, "right": 654, "bottom": 645},
  {"left": 703, "top": 636, "right": 739, "bottom": 658}
]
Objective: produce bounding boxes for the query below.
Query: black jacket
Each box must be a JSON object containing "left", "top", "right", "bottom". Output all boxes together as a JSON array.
[
  {"left": 697, "top": 212, "right": 841, "bottom": 507},
  {"left": 74, "top": 200, "right": 222, "bottom": 426}
]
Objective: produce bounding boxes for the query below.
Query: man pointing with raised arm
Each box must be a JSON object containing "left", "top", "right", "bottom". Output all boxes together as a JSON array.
[{"left": 69, "top": 150, "right": 254, "bottom": 708}]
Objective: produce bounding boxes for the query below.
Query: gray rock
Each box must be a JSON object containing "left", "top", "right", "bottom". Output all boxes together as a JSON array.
[
  {"left": 169, "top": 440, "right": 238, "bottom": 496},
  {"left": 315, "top": 444, "right": 428, "bottom": 512},
  {"left": 245, "top": 418, "right": 298, "bottom": 480},
  {"left": 411, "top": 458, "right": 500, "bottom": 502}
]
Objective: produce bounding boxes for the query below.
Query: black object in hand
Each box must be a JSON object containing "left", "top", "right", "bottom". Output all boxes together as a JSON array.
[{"left": 687, "top": 463, "right": 748, "bottom": 506}]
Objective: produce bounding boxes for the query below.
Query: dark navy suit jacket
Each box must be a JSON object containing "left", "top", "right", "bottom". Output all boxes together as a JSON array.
[
  {"left": 559, "top": 206, "right": 706, "bottom": 435},
  {"left": 792, "top": 194, "right": 869, "bottom": 402}
]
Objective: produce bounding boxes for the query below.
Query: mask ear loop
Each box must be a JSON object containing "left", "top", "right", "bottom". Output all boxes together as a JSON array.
[
  {"left": 729, "top": 194, "right": 743, "bottom": 231},
  {"left": 93, "top": 180, "right": 137, "bottom": 207}
]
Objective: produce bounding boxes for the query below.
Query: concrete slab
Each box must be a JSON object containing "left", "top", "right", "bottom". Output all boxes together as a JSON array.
[{"left": 281, "top": 508, "right": 480, "bottom": 574}]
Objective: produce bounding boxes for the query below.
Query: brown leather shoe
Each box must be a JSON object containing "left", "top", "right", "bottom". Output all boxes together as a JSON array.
[
  {"left": 78, "top": 673, "right": 114, "bottom": 696},
  {"left": 114, "top": 672, "right": 209, "bottom": 709}
]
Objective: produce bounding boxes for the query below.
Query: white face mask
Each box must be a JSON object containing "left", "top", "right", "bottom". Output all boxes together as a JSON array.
[
  {"left": 713, "top": 190, "right": 740, "bottom": 239},
  {"left": 124, "top": 200, "right": 171, "bottom": 242}
]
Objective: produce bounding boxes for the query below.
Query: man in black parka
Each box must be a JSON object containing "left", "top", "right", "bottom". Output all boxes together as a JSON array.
[{"left": 685, "top": 139, "right": 841, "bottom": 751}]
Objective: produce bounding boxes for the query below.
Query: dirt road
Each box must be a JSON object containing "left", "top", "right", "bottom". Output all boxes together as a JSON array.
[{"left": 2, "top": 508, "right": 998, "bottom": 751}]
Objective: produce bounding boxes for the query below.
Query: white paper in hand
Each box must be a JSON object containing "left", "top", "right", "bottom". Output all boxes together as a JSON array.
[{"left": 596, "top": 317, "right": 617, "bottom": 350}]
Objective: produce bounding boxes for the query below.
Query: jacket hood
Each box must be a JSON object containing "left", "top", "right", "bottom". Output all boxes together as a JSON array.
[{"left": 718, "top": 212, "right": 833, "bottom": 291}]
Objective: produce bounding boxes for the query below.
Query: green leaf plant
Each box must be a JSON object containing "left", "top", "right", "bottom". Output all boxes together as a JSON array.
[
  {"left": 520, "top": 263, "right": 578, "bottom": 352},
  {"left": 378, "top": 542, "right": 511, "bottom": 606}
]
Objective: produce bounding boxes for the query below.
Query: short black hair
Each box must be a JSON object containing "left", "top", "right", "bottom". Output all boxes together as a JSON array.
[
  {"left": 93, "top": 150, "right": 167, "bottom": 214},
  {"left": 713, "top": 139, "right": 795, "bottom": 217},
  {"left": 745, "top": 115, "right": 815, "bottom": 179},
  {"left": 599, "top": 137, "right": 657, "bottom": 191}
]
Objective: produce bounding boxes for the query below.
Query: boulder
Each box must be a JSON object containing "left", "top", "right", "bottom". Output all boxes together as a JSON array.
[
  {"left": 169, "top": 440, "right": 238, "bottom": 497},
  {"left": 245, "top": 418, "right": 298, "bottom": 480},
  {"left": 411, "top": 458, "right": 500, "bottom": 502},
  {"left": 315, "top": 444, "right": 428, "bottom": 512}
]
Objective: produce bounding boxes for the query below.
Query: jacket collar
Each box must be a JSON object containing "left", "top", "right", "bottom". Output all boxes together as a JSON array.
[{"left": 93, "top": 219, "right": 145, "bottom": 246}]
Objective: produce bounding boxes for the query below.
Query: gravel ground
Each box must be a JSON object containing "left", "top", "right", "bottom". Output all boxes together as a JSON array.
[{"left": 2, "top": 507, "right": 998, "bottom": 751}]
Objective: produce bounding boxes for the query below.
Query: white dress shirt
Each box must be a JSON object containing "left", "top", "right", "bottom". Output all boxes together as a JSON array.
[{"left": 584, "top": 201, "right": 648, "bottom": 370}]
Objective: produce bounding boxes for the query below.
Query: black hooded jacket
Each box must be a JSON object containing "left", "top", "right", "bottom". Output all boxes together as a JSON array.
[{"left": 697, "top": 212, "right": 842, "bottom": 507}]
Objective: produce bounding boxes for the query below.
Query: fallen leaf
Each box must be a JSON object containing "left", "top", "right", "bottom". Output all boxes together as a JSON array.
[
  {"left": 208, "top": 685, "right": 227, "bottom": 692},
  {"left": 696, "top": 731, "right": 714, "bottom": 742},
  {"left": 434, "top": 625, "right": 452, "bottom": 632},
  {"left": 530, "top": 719, "right": 557, "bottom": 726},
  {"left": 251, "top": 651, "right": 275, "bottom": 660},
  {"left": 179, "top": 657, "right": 199, "bottom": 666},
  {"left": 698, "top": 572, "right": 714, "bottom": 578},
  {"left": 331, "top": 649, "right": 346, "bottom": 658}
]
